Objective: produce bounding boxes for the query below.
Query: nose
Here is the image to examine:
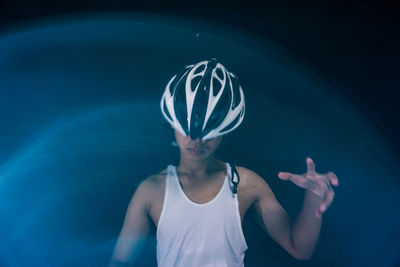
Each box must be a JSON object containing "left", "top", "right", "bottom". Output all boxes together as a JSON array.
[{"left": 188, "top": 136, "right": 204, "bottom": 144}]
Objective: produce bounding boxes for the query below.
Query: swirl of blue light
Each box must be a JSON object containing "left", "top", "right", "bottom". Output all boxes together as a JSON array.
[{"left": 0, "top": 14, "right": 399, "bottom": 267}]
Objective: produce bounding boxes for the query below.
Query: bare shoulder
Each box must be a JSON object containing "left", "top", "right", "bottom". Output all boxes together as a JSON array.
[
  {"left": 236, "top": 166, "right": 268, "bottom": 188},
  {"left": 235, "top": 166, "right": 274, "bottom": 198},
  {"left": 138, "top": 168, "right": 168, "bottom": 194},
  {"left": 130, "top": 168, "right": 168, "bottom": 210}
]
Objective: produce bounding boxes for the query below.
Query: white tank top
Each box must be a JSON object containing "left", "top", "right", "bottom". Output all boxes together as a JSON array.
[{"left": 156, "top": 162, "right": 248, "bottom": 267}]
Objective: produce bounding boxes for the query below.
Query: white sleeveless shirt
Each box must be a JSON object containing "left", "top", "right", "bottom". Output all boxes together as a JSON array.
[{"left": 156, "top": 162, "right": 248, "bottom": 267}]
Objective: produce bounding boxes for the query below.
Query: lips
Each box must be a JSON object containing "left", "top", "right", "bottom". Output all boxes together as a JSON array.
[{"left": 187, "top": 148, "right": 205, "bottom": 155}]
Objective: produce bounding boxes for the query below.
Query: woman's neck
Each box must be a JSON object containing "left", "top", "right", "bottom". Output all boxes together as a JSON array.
[{"left": 177, "top": 156, "right": 223, "bottom": 179}]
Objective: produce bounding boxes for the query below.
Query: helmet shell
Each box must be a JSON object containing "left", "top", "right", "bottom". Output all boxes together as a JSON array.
[{"left": 161, "top": 58, "right": 245, "bottom": 141}]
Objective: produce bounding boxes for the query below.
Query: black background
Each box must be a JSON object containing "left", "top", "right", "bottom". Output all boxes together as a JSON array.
[
  {"left": 0, "top": 1, "right": 399, "bottom": 266},
  {"left": 1, "top": 0, "right": 399, "bottom": 155}
]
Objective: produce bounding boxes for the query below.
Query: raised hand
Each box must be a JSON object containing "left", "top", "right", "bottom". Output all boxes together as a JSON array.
[{"left": 278, "top": 157, "right": 339, "bottom": 218}]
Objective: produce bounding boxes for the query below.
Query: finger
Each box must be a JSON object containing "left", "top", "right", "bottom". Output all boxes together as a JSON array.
[
  {"left": 279, "top": 172, "right": 312, "bottom": 188},
  {"left": 327, "top": 172, "right": 339, "bottom": 186},
  {"left": 306, "top": 157, "right": 316, "bottom": 174},
  {"left": 278, "top": 172, "right": 292, "bottom": 180},
  {"left": 319, "top": 180, "right": 334, "bottom": 212},
  {"left": 278, "top": 172, "right": 305, "bottom": 182},
  {"left": 316, "top": 178, "right": 329, "bottom": 199},
  {"left": 320, "top": 188, "right": 335, "bottom": 212},
  {"left": 315, "top": 208, "right": 322, "bottom": 218}
]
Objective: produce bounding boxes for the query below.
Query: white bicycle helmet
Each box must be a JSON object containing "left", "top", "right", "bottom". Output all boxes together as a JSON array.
[{"left": 160, "top": 58, "right": 245, "bottom": 141}]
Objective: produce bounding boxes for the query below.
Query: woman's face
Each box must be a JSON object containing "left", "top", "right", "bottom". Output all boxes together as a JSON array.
[{"left": 174, "top": 130, "right": 223, "bottom": 160}]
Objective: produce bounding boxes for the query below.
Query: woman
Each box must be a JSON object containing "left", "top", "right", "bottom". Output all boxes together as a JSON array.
[{"left": 110, "top": 59, "right": 339, "bottom": 267}]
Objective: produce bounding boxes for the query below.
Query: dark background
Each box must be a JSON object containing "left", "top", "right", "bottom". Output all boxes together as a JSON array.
[
  {"left": 1, "top": 0, "right": 399, "bottom": 155},
  {"left": 0, "top": 1, "right": 399, "bottom": 266}
]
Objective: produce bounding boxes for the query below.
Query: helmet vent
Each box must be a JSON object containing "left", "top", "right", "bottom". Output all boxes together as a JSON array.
[
  {"left": 212, "top": 78, "right": 222, "bottom": 96},
  {"left": 194, "top": 63, "right": 206, "bottom": 75},
  {"left": 216, "top": 67, "right": 224, "bottom": 80},
  {"left": 191, "top": 76, "right": 202, "bottom": 92}
]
